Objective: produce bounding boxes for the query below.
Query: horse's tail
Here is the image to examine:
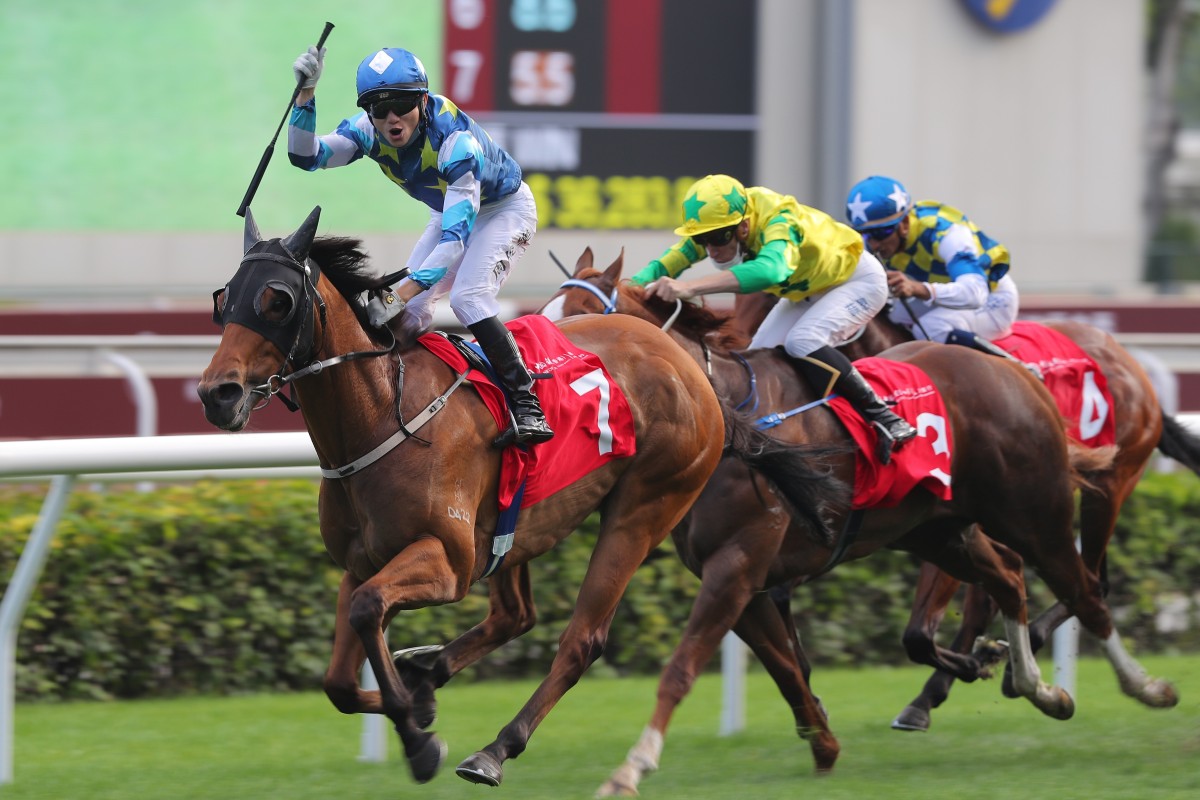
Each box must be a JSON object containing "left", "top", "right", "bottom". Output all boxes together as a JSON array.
[
  {"left": 720, "top": 401, "right": 853, "bottom": 549},
  {"left": 1067, "top": 442, "right": 1119, "bottom": 492},
  {"left": 1158, "top": 411, "right": 1200, "bottom": 476}
]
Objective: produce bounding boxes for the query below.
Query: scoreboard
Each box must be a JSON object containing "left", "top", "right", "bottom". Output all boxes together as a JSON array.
[{"left": 443, "top": 0, "right": 758, "bottom": 229}]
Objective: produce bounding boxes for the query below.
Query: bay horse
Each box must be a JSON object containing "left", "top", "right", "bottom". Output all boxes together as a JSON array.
[
  {"left": 196, "top": 209, "right": 848, "bottom": 787},
  {"left": 738, "top": 290, "right": 1200, "bottom": 732},
  {"left": 542, "top": 249, "right": 1178, "bottom": 797}
]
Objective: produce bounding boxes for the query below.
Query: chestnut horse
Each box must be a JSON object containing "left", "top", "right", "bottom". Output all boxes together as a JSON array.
[
  {"left": 197, "top": 209, "right": 847, "bottom": 787},
  {"left": 542, "top": 249, "right": 1178, "bottom": 797},
  {"left": 740, "top": 291, "right": 1200, "bottom": 732}
]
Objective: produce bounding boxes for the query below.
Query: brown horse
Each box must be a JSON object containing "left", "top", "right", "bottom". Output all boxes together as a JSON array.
[
  {"left": 739, "top": 291, "right": 1200, "bottom": 731},
  {"left": 197, "top": 209, "right": 847, "bottom": 787},
  {"left": 542, "top": 249, "right": 1178, "bottom": 797}
]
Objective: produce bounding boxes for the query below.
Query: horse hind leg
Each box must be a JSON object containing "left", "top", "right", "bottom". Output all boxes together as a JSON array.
[
  {"left": 1021, "top": 517, "right": 1178, "bottom": 710},
  {"left": 457, "top": 501, "right": 686, "bottom": 788},
  {"left": 734, "top": 591, "right": 839, "bottom": 771},
  {"left": 919, "top": 528, "right": 1074, "bottom": 721},
  {"left": 1100, "top": 630, "right": 1179, "bottom": 708},
  {"left": 596, "top": 538, "right": 787, "bottom": 797}
]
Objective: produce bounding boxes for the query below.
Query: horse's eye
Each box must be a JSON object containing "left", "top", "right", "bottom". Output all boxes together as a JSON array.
[
  {"left": 258, "top": 286, "right": 295, "bottom": 323},
  {"left": 211, "top": 287, "right": 228, "bottom": 326}
]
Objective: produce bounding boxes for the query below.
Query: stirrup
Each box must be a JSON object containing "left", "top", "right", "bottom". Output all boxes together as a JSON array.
[
  {"left": 1021, "top": 361, "right": 1045, "bottom": 381},
  {"left": 493, "top": 414, "right": 555, "bottom": 448},
  {"left": 871, "top": 419, "right": 916, "bottom": 466}
]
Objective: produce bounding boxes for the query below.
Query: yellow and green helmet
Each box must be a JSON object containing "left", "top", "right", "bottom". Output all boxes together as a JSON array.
[{"left": 673, "top": 174, "right": 749, "bottom": 237}]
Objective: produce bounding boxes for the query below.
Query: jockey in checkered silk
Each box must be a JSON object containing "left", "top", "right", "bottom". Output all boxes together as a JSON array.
[
  {"left": 845, "top": 175, "right": 1032, "bottom": 373},
  {"left": 286, "top": 45, "right": 552, "bottom": 446},
  {"left": 628, "top": 174, "right": 917, "bottom": 465}
]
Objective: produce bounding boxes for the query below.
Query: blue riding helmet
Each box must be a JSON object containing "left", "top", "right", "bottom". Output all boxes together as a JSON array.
[
  {"left": 356, "top": 48, "right": 429, "bottom": 109},
  {"left": 845, "top": 175, "right": 912, "bottom": 232}
]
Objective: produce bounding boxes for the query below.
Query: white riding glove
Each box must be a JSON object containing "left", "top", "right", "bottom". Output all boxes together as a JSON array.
[{"left": 292, "top": 45, "right": 325, "bottom": 89}]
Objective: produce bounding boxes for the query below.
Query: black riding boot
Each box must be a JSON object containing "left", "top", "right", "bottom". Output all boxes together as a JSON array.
[
  {"left": 945, "top": 329, "right": 1043, "bottom": 380},
  {"left": 792, "top": 345, "right": 917, "bottom": 465},
  {"left": 469, "top": 316, "right": 555, "bottom": 447}
]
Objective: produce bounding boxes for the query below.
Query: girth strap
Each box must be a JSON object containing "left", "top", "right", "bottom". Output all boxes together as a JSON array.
[{"left": 815, "top": 508, "right": 865, "bottom": 576}]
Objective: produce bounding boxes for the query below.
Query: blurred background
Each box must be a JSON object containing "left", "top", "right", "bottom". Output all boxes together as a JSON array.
[{"left": 2, "top": 0, "right": 1199, "bottom": 437}]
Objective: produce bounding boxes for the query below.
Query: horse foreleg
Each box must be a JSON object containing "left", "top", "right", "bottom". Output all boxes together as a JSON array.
[
  {"left": 893, "top": 561, "right": 1003, "bottom": 732},
  {"left": 351, "top": 536, "right": 474, "bottom": 784},
  {"left": 892, "top": 562, "right": 962, "bottom": 732},
  {"left": 395, "top": 564, "right": 538, "bottom": 729},
  {"left": 324, "top": 571, "right": 382, "bottom": 714}
]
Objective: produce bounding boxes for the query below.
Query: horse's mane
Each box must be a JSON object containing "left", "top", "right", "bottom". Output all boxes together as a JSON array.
[
  {"left": 308, "top": 236, "right": 381, "bottom": 335},
  {"left": 616, "top": 283, "right": 749, "bottom": 351}
]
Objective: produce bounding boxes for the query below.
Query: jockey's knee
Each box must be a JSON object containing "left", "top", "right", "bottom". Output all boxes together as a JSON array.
[{"left": 448, "top": 292, "right": 499, "bottom": 327}]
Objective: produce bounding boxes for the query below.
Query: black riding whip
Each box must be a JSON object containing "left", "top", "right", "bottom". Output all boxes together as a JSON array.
[
  {"left": 885, "top": 266, "right": 933, "bottom": 341},
  {"left": 236, "top": 22, "right": 335, "bottom": 218},
  {"left": 548, "top": 250, "right": 573, "bottom": 279}
]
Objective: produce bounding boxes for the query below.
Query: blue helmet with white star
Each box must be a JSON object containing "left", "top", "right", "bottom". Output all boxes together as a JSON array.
[
  {"left": 356, "top": 48, "right": 429, "bottom": 109},
  {"left": 845, "top": 176, "right": 912, "bottom": 232}
]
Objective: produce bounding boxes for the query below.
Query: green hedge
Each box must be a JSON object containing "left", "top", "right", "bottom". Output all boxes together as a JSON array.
[{"left": 3, "top": 472, "right": 1199, "bottom": 701}]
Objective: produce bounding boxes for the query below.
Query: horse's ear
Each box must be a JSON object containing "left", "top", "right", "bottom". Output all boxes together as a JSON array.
[
  {"left": 243, "top": 207, "right": 263, "bottom": 254},
  {"left": 283, "top": 206, "right": 322, "bottom": 260},
  {"left": 603, "top": 248, "right": 624, "bottom": 283},
  {"left": 574, "top": 247, "right": 594, "bottom": 276}
]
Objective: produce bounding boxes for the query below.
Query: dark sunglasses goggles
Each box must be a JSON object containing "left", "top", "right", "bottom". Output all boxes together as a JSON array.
[
  {"left": 691, "top": 226, "right": 738, "bottom": 248},
  {"left": 865, "top": 224, "right": 899, "bottom": 241},
  {"left": 369, "top": 96, "right": 423, "bottom": 119}
]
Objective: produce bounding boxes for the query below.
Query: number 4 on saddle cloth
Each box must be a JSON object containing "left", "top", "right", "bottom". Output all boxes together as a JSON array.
[
  {"left": 994, "top": 321, "right": 1117, "bottom": 447},
  {"left": 419, "top": 313, "right": 638, "bottom": 517}
]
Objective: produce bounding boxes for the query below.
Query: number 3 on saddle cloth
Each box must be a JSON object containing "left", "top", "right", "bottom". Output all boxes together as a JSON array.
[
  {"left": 418, "top": 314, "right": 638, "bottom": 520},
  {"left": 827, "top": 359, "right": 955, "bottom": 509},
  {"left": 994, "top": 321, "right": 1117, "bottom": 447}
]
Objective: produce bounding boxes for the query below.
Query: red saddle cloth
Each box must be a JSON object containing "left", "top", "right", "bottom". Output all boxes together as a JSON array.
[
  {"left": 827, "top": 359, "right": 954, "bottom": 509},
  {"left": 993, "top": 321, "right": 1116, "bottom": 447},
  {"left": 419, "top": 315, "right": 637, "bottom": 511}
]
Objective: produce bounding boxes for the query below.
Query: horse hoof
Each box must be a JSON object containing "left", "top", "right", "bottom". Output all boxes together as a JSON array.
[
  {"left": 1000, "top": 664, "right": 1020, "bottom": 699},
  {"left": 890, "top": 705, "right": 930, "bottom": 732},
  {"left": 394, "top": 645, "right": 444, "bottom": 729},
  {"left": 1138, "top": 678, "right": 1180, "bottom": 709},
  {"left": 406, "top": 734, "right": 448, "bottom": 784},
  {"left": 1036, "top": 686, "right": 1075, "bottom": 721},
  {"left": 456, "top": 751, "right": 504, "bottom": 786},
  {"left": 595, "top": 777, "right": 639, "bottom": 797},
  {"left": 972, "top": 637, "right": 1009, "bottom": 675}
]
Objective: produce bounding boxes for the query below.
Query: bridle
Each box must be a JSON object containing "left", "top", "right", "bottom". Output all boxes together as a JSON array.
[{"left": 213, "top": 238, "right": 395, "bottom": 413}]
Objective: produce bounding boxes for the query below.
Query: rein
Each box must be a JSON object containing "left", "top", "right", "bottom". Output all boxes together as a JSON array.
[
  {"left": 250, "top": 324, "right": 398, "bottom": 411},
  {"left": 244, "top": 272, "right": 469, "bottom": 479}
]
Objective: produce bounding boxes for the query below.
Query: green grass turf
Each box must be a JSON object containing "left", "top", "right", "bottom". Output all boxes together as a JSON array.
[{"left": 8, "top": 655, "right": 1200, "bottom": 799}]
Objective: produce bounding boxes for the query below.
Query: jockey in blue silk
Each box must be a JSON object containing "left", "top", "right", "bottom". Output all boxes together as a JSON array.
[
  {"left": 287, "top": 45, "right": 552, "bottom": 445},
  {"left": 845, "top": 175, "right": 1037, "bottom": 376},
  {"left": 629, "top": 174, "right": 916, "bottom": 464}
]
